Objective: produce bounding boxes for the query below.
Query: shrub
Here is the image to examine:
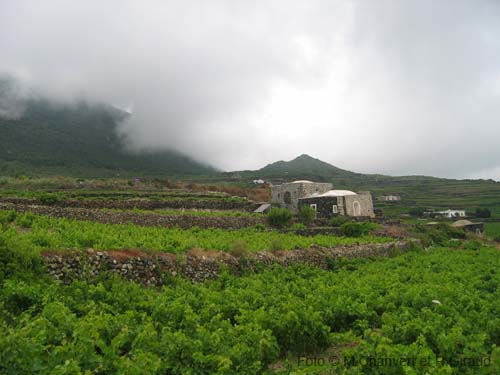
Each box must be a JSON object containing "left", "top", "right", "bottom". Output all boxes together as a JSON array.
[
  {"left": 413, "top": 223, "right": 466, "bottom": 246},
  {"left": 15, "top": 213, "right": 36, "bottom": 228},
  {"left": 270, "top": 238, "right": 283, "bottom": 252},
  {"left": 291, "top": 222, "right": 306, "bottom": 230},
  {"left": 229, "top": 240, "right": 249, "bottom": 258},
  {"left": 464, "top": 240, "right": 481, "bottom": 250},
  {"left": 253, "top": 223, "right": 266, "bottom": 232},
  {"left": 38, "top": 193, "right": 60, "bottom": 205},
  {"left": 0, "top": 210, "right": 17, "bottom": 225},
  {"left": 267, "top": 208, "right": 292, "bottom": 228},
  {"left": 329, "top": 216, "right": 349, "bottom": 227},
  {"left": 297, "top": 205, "right": 316, "bottom": 226},
  {"left": 409, "top": 207, "right": 426, "bottom": 217},
  {"left": 475, "top": 208, "right": 491, "bottom": 218},
  {"left": 340, "top": 222, "right": 374, "bottom": 237},
  {"left": 0, "top": 243, "right": 44, "bottom": 282}
]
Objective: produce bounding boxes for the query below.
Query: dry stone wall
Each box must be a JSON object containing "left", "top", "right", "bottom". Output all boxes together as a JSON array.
[
  {"left": 42, "top": 240, "right": 415, "bottom": 285},
  {"left": 0, "top": 197, "right": 259, "bottom": 211}
]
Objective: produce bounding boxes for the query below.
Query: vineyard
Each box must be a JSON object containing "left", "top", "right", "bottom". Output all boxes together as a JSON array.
[{"left": 0, "top": 179, "right": 499, "bottom": 374}]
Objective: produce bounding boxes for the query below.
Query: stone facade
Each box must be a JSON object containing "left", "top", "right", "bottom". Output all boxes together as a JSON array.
[
  {"left": 299, "top": 196, "right": 342, "bottom": 218},
  {"left": 344, "top": 193, "right": 375, "bottom": 218},
  {"left": 271, "top": 181, "right": 332, "bottom": 213},
  {"left": 299, "top": 192, "right": 375, "bottom": 218}
]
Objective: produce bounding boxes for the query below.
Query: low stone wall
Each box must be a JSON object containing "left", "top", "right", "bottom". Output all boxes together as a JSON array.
[
  {"left": 281, "top": 227, "right": 342, "bottom": 236},
  {"left": 0, "top": 197, "right": 259, "bottom": 211},
  {"left": 63, "top": 191, "right": 230, "bottom": 199},
  {"left": 42, "top": 240, "right": 415, "bottom": 285},
  {"left": 0, "top": 202, "right": 265, "bottom": 229}
]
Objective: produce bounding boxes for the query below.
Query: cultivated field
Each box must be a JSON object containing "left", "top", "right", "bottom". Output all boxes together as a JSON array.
[{"left": 1, "top": 177, "right": 499, "bottom": 374}]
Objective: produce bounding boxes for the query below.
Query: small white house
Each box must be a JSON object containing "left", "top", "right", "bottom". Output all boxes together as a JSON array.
[
  {"left": 378, "top": 195, "right": 401, "bottom": 202},
  {"left": 436, "top": 209, "right": 466, "bottom": 218},
  {"left": 252, "top": 179, "right": 265, "bottom": 184}
]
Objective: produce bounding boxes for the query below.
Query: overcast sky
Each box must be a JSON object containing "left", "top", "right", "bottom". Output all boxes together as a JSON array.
[{"left": 1, "top": 0, "right": 500, "bottom": 179}]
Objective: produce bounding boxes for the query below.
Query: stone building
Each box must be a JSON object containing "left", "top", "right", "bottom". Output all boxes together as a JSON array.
[
  {"left": 271, "top": 180, "right": 375, "bottom": 218},
  {"left": 299, "top": 190, "right": 375, "bottom": 218},
  {"left": 271, "top": 180, "right": 332, "bottom": 213}
]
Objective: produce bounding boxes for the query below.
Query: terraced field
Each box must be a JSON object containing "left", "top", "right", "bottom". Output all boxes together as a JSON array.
[{"left": 364, "top": 178, "right": 500, "bottom": 219}]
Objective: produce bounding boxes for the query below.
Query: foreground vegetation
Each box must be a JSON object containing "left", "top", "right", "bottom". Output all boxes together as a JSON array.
[{"left": 1, "top": 240, "right": 499, "bottom": 374}]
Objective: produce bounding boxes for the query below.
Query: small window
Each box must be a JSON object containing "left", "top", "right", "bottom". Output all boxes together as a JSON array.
[
  {"left": 310, "top": 204, "right": 317, "bottom": 211},
  {"left": 332, "top": 205, "right": 338, "bottom": 213}
]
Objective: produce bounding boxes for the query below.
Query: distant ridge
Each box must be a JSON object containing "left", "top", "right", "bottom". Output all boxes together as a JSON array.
[
  {"left": 0, "top": 77, "right": 216, "bottom": 177},
  {"left": 233, "top": 154, "right": 359, "bottom": 182},
  {"left": 258, "top": 154, "right": 356, "bottom": 178}
]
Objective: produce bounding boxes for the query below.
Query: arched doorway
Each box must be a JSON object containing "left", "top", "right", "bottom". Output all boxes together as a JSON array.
[
  {"left": 353, "top": 201, "right": 361, "bottom": 216},
  {"left": 284, "top": 191, "right": 292, "bottom": 204}
]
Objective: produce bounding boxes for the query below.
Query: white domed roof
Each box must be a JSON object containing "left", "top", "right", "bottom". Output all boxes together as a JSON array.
[
  {"left": 291, "top": 180, "right": 313, "bottom": 184},
  {"left": 304, "top": 190, "right": 357, "bottom": 198},
  {"left": 451, "top": 220, "right": 473, "bottom": 227},
  {"left": 320, "top": 190, "right": 356, "bottom": 197}
]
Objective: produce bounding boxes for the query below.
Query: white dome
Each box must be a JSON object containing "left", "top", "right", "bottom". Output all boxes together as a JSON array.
[
  {"left": 291, "top": 180, "right": 313, "bottom": 184},
  {"left": 307, "top": 190, "right": 357, "bottom": 198},
  {"left": 451, "top": 220, "right": 473, "bottom": 227}
]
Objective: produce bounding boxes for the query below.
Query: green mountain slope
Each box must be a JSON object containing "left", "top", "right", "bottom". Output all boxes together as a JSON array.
[{"left": 0, "top": 81, "right": 215, "bottom": 177}]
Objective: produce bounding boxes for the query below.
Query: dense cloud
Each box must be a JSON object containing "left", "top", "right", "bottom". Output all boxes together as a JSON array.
[{"left": 1, "top": 0, "right": 499, "bottom": 179}]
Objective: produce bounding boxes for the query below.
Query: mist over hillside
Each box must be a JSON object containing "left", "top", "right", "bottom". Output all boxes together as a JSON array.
[{"left": 0, "top": 78, "right": 216, "bottom": 177}]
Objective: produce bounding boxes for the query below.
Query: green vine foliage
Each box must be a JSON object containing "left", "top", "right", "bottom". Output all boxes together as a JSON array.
[{"left": 1, "top": 238, "right": 500, "bottom": 374}]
